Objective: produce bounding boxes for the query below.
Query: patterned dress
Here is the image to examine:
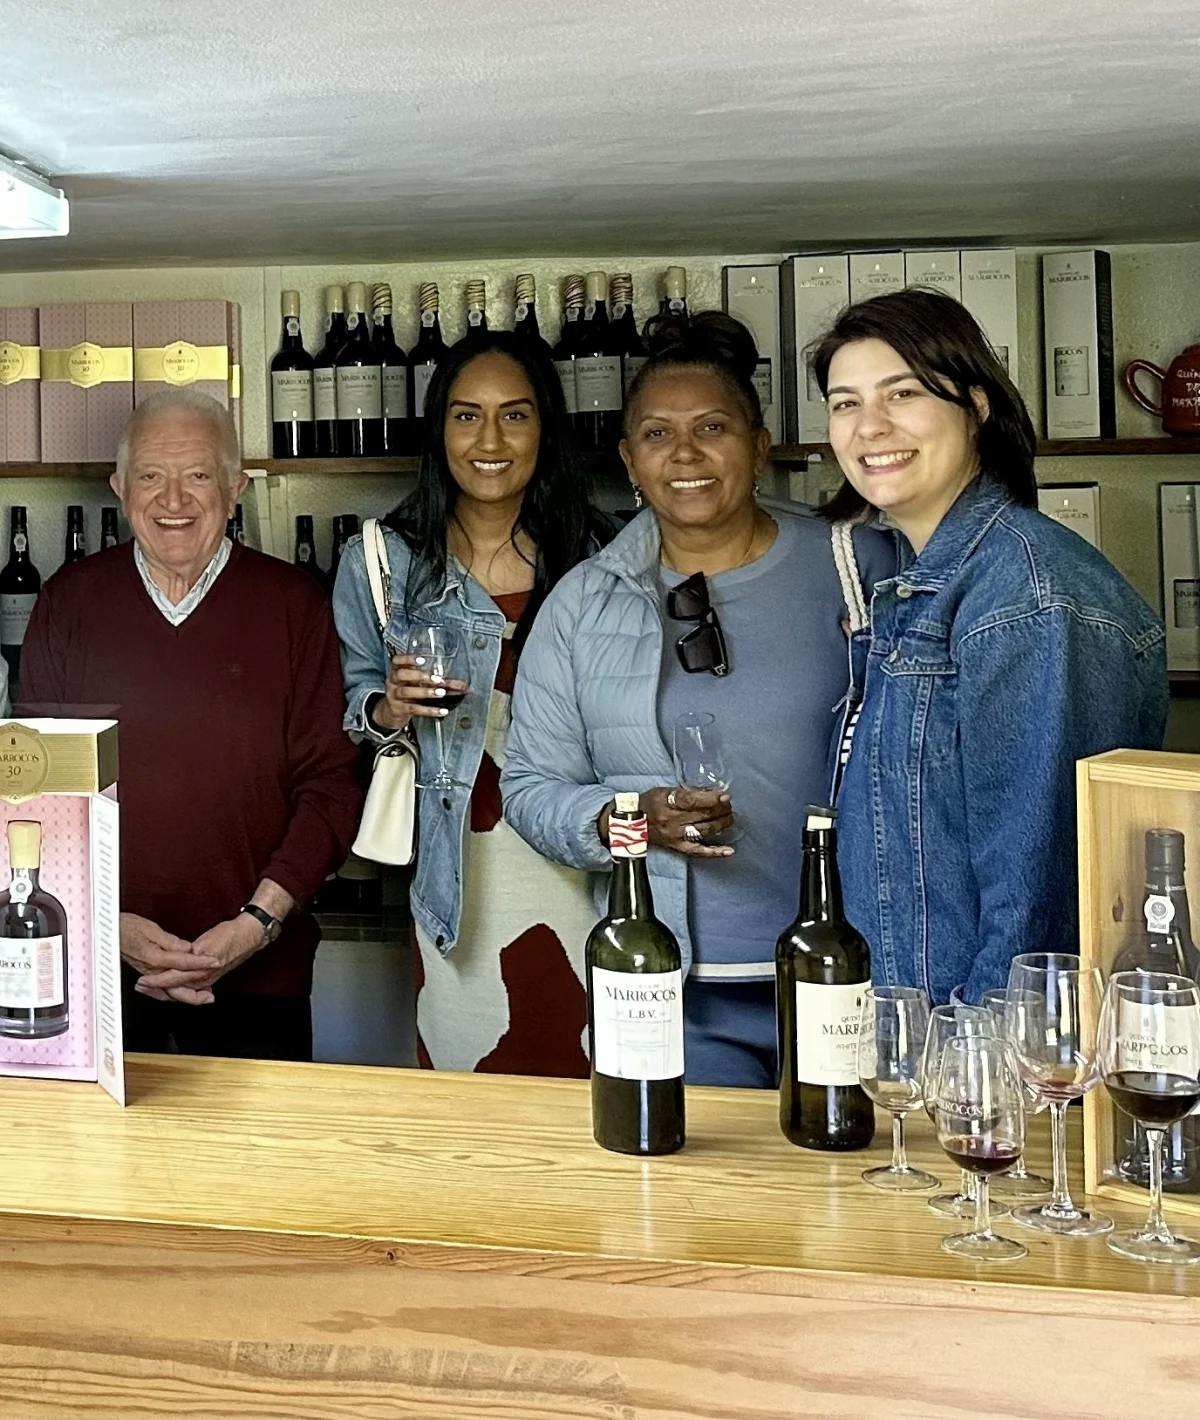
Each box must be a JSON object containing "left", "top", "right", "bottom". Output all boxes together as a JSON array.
[{"left": 413, "top": 591, "right": 594, "bottom": 1076}]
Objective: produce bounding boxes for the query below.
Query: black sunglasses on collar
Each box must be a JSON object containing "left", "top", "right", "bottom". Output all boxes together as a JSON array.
[{"left": 666, "top": 571, "right": 730, "bottom": 677}]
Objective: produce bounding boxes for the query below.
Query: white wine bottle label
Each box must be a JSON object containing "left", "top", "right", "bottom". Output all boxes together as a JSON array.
[
  {"left": 0, "top": 592, "right": 37, "bottom": 647},
  {"left": 622, "top": 354, "right": 647, "bottom": 395},
  {"left": 793, "top": 979, "right": 870, "bottom": 1086},
  {"left": 381, "top": 367, "right": 409, "bottom": 420},
  {"left": 0, "top": 936, "right": 65, "bottom": 1009},
  {"left": 592, "top": 967, "right": 684, "bottom": 1081},
  {"left": 555, "top": 359, "right": 578, "bottom": 415},
  {"left": 575, "top": 356, "right": 622, "bottom": 412},
  {"left": 1054, "top": 346, "right": 1090, "bottom": 397},
  {"left": 413, "top": 363, "right": 437, "bottom": 418},
  {"left": 336, "top": 366, "right": 383, "bottom": 420},
  {"left": 271, "top": 370, "right": 314, "bottom": 423},
  {"left": 313, "top": 366, "right": 337, "bottom": 422}
]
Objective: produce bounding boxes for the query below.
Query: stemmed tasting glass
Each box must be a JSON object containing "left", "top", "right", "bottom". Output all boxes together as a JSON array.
[
  {"left": 857, "top": 986, "right": 939, "bottom": 1191},
  {"left": 933, "top": 1035, "right": 1028, "bottom": 1262},
  {"left": 978, "top": 987, "right": 1053, "bottom": 1198},
  {"left": 921, "top": 1005, "right": 1007, "bottom": 1218},
  {"left": 1005, "top": 953, "right": 1112, "bottom": 1237},
  {"left": 405, "top": 626, "right": 469, "bottom": 791},
  {"left": 672, "top": 711, "right": 741, "bottom": 843},
  {"left": 1097, "top": 971, "right": 1200, "bottom": 1264}
]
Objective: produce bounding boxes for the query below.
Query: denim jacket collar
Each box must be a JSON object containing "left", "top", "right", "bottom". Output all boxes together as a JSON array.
[{"left": 897, "top": 476, "right": 1012, "bottom": 593}]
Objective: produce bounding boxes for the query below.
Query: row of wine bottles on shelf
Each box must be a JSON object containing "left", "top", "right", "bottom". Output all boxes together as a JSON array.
[
  {"left": 269, "top": 268, "right": 693, "bottom": 460},
  {"left": 0, "top": 506, "right": 122, "bottom": 685}
]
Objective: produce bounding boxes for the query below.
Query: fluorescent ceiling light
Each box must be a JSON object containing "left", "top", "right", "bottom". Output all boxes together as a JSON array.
[{"left": 0, "top": 154, "right": 69, "bottom": 240}]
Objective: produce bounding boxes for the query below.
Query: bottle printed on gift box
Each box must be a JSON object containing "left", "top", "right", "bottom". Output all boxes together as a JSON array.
[
  {"left": 1111, "top": 828, "right": 1200, "bottom": 1192},
  {"left": 270, "top": 289, "right": 315, "bottom": 459},
  {"left": 0, "top": 821, "right": 69, "bottom": 1039},
  {"left": 0, "top": 507, "right": 40, "bottom": 692},
  {"left": 586, "top": 793, "right": 685, "bottom": 1155},
  {"left": 776, "top": 805, "right": 875, "bottom": 1151},
  {"left": 1054, "top": 345, "right": 1091, "bottom": 398}
]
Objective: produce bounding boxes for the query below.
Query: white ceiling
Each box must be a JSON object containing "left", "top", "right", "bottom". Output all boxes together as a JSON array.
[{"left": 2, "top": 0, "right": 1198, "bottom": 272}]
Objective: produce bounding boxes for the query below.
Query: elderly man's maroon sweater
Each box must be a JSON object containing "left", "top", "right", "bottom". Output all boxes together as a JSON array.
[{"left": 19, "top": 542, "right": 363, "bottom": 996}]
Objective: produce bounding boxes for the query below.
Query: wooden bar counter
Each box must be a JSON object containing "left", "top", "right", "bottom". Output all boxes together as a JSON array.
[{"left": 0, "top": 1057, "right": 1194, "bottom": 1419}]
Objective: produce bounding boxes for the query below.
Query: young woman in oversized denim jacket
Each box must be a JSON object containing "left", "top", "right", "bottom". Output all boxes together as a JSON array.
[
  {"left": 502, "top": 313, "right": 894, "bottom": 1087},
  {"left": 814, "top": 288, "right": 1168, "bottom": 1005},
  {"left": 333, "top": 331, "right": 611, "bottom": 1076}
]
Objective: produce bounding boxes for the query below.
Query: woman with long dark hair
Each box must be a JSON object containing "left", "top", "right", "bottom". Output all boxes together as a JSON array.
[
  {"left": 334, "top": 329, "right": 610, "bottom": 1074},
  {"left": 813, "top": 287, "right": 1167, "bottom": 1002}
]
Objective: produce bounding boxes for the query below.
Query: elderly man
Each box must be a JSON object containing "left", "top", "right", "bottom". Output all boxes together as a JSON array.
[{"left": 20, "top": 388, "right": 362, "bottom": 1061}]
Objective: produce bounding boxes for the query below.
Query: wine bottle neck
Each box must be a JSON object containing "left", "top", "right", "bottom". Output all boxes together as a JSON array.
[
  {"left": 798, "top": 838, "right": 844, "bottom": 923},
  {"left": 279, "top": 317, "right": 305, "bottom": 350},
  {"left": 610, "top": 854, "right": 654, "bottom": 920}
]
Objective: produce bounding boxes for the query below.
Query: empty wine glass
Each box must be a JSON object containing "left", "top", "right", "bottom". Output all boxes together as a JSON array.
[
  {"left": 672, "top": 710, "right": 741, "bottom": 843},
  {"left": 921, "top": 1005, "right": 1007, "bottom": 1218},
  {"left": 978, "top": 987, "right": 1052, "bottom": 1199},
  {"left": 933, "top": 1035, "right": 1028, "bottom": 1262},
  {"left": 1005, "top": 953, "right": 1112, "bottom": 1238},
  {"left": 858, "top": 986, "right": 940, "bottom": 1192},
  {"left": 1098, "top": 971, "right": 1200, "bottom": 1264},
  {"left": 405, "top": 625, "right": 468, "bottom": 791}
]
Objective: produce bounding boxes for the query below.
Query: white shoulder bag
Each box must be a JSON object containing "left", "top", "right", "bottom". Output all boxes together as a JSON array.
[{"left": 351, "top": 518, "right": 419, "bottom": 867}]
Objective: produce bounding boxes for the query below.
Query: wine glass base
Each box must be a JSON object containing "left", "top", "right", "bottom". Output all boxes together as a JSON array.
[
  {"left": 1010, "top": 1202, "right": 1113, "bottom": 1237},
  {"left": 929, "top": 1191, "right": 1009, "bottom": 1219},
  {"left": 941, "top": 1230, "right": 1027, "bottom": 1263},
  {"left": 991, "top": 1169, "right": 1053, "bottom": 1201},
  {"left": 862, "top": 1164, "right": 940, "bottom": 1192},
  {"left": 1107, "top": 1228, "right": 1200, "bottom": 1265}
]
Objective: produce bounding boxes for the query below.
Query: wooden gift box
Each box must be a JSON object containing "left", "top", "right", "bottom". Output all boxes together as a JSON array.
[{"left": 1077, "top": 748, "right": 1200, "bottom": 1218}]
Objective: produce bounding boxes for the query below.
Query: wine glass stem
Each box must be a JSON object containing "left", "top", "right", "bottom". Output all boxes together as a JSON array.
[
  {"left": 1048, "top": 1098, "right": 1076, "bottom": 1214},
  {"left": 891, "top": 1112, "right": 908, "bottom": 1172},
  {"left": 434, "top": 716, "right": 447, "bottom": 781},
  {"left": 960, "top": 1167, "right": 975, "bottom": 1201},
  {"left": 974, "top": 1172, "right": 992, "bottom": 1237},
  {"left": 1143, "top": 1127, "right": 1171, "bottom": 1242}
]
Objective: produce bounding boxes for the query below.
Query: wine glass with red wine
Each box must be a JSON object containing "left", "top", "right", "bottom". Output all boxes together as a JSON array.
[
  {"left": 405, "top": 625, "right": 469, "bottom": 790},
  {"left": 933, "top": 1035, "right": 1028, "bottom": 1262},
  {"left": 1098, "top": 971, "right": 1200, "bottom": 1264},
  {"left": 1005, "top": 953, "right": 1111, "bottom": 1238}
]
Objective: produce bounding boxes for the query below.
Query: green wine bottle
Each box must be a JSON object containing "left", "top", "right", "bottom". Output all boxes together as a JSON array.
[
  {"left": 586, "top": 792, "right": 685, "bottom": 1155},
  {"left": 776, "top": 805, "right": 875, "bottom": 1151}
]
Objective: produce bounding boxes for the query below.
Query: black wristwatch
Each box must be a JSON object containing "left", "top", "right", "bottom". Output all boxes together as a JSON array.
[{"left": 240, "top": 902, "right": 283, "bottom": 946}]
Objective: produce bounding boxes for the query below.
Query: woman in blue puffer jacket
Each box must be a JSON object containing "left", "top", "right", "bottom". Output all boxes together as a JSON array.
[{"left": 502, "top": 312, "right": 894, "bottom": 1086}]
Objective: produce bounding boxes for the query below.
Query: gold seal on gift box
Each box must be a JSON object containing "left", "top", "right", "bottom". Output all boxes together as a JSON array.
[
  {"left": 0, "top": 724, "right": 50, "bottom": 802},
  {"left": 0, "top": 341, "right": 34, "bottom": 385},
  {"left": 134, "top": 341, "right": 229, "bottom": 386}
]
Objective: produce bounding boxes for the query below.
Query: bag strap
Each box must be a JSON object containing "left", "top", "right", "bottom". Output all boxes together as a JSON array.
[{"left": 362, "top": 517, "right": 392, "bottom": 633}]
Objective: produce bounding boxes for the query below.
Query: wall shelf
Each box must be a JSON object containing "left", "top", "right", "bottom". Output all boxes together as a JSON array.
[{"left": 5, "top": 437, "right": 1200, "bottom": 481}]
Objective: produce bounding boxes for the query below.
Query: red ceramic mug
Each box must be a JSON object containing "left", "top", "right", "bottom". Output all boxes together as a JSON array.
[{"left": 1122, "top": 343, "right": 1200, "bottom": 435}]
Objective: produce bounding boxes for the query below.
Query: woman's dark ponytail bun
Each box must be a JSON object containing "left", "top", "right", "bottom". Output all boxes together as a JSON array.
[{"left": 628, "top": 309, "right": 764, "bottom": 431}]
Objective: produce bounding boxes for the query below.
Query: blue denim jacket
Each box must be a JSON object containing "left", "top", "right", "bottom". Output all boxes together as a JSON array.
[
  {"left": 332, "top": 529, "right": 507, "bottom": 953},
  {"left": 837, "top": 476, "right": 1168, "bottom": 1004}
]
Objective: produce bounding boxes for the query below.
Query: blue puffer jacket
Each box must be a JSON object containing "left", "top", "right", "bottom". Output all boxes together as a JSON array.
[{"left": 501, "top": 503, "right": 890, "bottom": 974}]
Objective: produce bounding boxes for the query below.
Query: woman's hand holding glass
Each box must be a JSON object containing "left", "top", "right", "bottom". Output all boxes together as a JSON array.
[
  {"left": 372, "top": 653, "right": 471, "bottom": 732},
  {"left": 638, "top": 786, "right": 735, "bottom": 858},
  {"left": 403, "top": 627, "right": 470, "bottom": 790},
  {"left": 671, "top": 711, "right": 742, "bottom": 845}
]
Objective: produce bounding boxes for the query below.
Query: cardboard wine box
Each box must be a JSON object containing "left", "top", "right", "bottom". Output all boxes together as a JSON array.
[
  {"left": 0, "top": 718, "right": 122, "bottom": 1105},
  {"left": 0, "top": 307, "right": 40, "bottom": 461},
  {"left": 1042, "top": 250, "right": 1115, "bottom": 439},
  {"left": 849, "top": 251, "right": 905, "bottom": 303},
  {"left": 1160, "top": 482, "right": 1200, "bottom": 672},
  {"left": 960, "top": 249, "right": 1020, "bottom": 385},
  {"left": 39, "top": 303, "right": 133, "bottom": 463},
  {"left": 903, "top": 251, "right": 961, "bottom": 302},
  {"left": 781, "top": 255, "right": 849, "bottom": 443},
  {"left": 134, "top": 299, "right": 235, "bottom": 413},
  {"left": 1037, "top": 482, "right": 1102, "bottom": 550},
  {"left": 721, "top": 263, "right": 782, "bottom": 443}
]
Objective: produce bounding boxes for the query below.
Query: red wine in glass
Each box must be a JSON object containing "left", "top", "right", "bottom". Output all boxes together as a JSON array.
[
  {"left": 942, "top": 1136, "right": 1023, "bottom": 1176},
  {"left": 1105, "top": 1070, "right": 1200, "bottom": 1129}
]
